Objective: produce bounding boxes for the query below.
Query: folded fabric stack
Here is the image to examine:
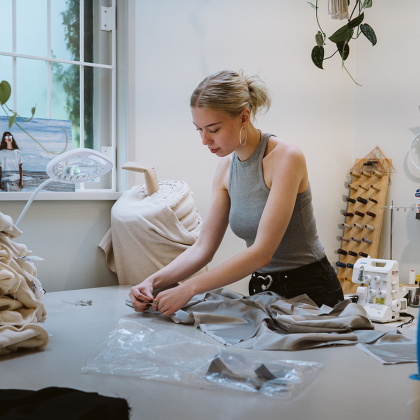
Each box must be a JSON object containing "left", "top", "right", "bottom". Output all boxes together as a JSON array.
[{"left": 0, "top": 212, "right": 49, "bottom": 356}]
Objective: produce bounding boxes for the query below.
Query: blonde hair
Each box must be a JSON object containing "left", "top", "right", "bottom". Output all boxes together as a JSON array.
[{"left": 190, "top": 69, "right": 271, "bottom": 121}]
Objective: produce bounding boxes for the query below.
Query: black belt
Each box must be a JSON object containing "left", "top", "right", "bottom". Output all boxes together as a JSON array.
[{"left": 249, "top": 256, "right": 329, "bottom": 295}]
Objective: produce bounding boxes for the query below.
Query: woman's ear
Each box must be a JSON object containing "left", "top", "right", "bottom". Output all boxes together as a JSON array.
[{"left": 241, "top": 108, "right": 251, "bottom": 126}]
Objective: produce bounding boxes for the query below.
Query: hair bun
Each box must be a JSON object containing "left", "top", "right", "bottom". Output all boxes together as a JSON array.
[{"left": 190, "top": 69, "right": 271, "bottom": 121}]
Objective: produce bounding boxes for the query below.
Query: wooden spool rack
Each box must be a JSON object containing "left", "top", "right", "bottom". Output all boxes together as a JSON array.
[{"left": 337, "top": 159, "right": 391, "bottom": 294}]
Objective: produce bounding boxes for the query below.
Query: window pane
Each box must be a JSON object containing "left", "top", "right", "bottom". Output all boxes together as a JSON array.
[
  {"left": 0, "top": 55, "right": 13, "bottom": 116},
  {"left": 85, "top": 66, "right": 112, "bottom": 189},
  {"left": 16, "top": 0, "right": 47, "bottom": 58},
  {"left": 0, "top": 0, "right": 13, "bottom": 53},
  {"left": 51, "top": 62, "right": 80, "bottom": 150},
  {"left": 51, "top": 0, "right": 80, "bottom": 61},
  {"left": 16, "top": 58, "right": 47, "bottom": 119}
]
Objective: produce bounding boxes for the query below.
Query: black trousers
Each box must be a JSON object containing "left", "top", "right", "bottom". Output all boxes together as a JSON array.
[{"left": 249, "top": 256, "right": 344, "bottom": 308}]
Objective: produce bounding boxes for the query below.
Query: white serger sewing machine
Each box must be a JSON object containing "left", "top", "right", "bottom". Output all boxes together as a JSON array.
[{"left": 352, "top": 257, "right": 408, "bottom": 323}]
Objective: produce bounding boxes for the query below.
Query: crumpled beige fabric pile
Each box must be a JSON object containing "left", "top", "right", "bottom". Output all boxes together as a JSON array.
[{"left": 0, "top": 212, "right": 49, "bottom": 356}]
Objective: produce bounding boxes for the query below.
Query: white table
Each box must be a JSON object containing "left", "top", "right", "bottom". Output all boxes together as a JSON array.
[{"left": 1, "top": 286, "right": 418, "bottom": 420}]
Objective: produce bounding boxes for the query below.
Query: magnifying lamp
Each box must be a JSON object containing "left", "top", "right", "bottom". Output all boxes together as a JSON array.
[{"left": 15, "top": 148, "right": 113, "bottom": 227}]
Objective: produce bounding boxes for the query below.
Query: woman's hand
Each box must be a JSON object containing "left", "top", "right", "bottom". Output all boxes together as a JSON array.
[
  {"left": 153, "top": 283, "right": 195, "bottom": 316},
  {"left": 129, "top": 279, "right": 155, "bottom": 312}
]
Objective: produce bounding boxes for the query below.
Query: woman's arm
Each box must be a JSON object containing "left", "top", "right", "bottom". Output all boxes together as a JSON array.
[
  {"left": 129, "top": 157, "right": 232, "bottom": 311},
  {"left": 153, "top": 144, "right": 308, "bottom": 316}
]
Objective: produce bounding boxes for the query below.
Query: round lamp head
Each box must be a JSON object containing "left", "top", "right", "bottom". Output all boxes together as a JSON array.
[{"left": 46, "top": 148, "right": 113, "bottom": 184}]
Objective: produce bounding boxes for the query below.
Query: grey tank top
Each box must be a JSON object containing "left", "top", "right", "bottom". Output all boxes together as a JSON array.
[{"left": 228, "top": 132, "right": 325, "bottom": 273}]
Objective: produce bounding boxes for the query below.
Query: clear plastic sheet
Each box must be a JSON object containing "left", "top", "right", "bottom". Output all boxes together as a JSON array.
[{"left": 83, "top": 319, "right": 321, "bottom": 398}]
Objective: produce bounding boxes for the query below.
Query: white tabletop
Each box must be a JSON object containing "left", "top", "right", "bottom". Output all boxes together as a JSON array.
[{"left": 1, "top": 286, "right": 418, "bottom": 420}]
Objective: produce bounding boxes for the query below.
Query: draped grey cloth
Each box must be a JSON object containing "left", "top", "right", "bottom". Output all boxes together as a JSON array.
[{"left": 159, "top": 289, "right": 416, "bottom": 360}]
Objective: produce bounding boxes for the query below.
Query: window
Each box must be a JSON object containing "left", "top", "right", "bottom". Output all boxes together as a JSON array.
[{"left": 0, "top": 0, "right": 120, "bottom": 199}]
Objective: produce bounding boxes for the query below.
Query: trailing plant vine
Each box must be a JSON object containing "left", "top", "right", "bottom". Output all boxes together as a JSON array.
[{"left": 309, "top": 0, "right": 377, "bottom": 85}]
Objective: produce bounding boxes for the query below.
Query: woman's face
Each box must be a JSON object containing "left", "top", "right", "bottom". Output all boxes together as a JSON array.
[
  {"left": 4, "top": 135, "right": 12, "bottom": 146},
  {"left": 191, "top": 107, "right": 242, "bottom": 157}
]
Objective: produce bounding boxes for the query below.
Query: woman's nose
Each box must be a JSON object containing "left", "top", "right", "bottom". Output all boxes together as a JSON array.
[{"left": 201, "top": 131, "right": 212, "bottom": 145}]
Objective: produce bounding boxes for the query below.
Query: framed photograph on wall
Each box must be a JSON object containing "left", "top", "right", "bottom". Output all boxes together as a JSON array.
[{"left": 0, "top": 116, "right": 73, "bottom": 194}]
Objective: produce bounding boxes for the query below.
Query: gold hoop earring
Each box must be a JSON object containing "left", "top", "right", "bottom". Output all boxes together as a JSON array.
[{"left": 239, "top": 126, "right": 247, "bottom": 147}]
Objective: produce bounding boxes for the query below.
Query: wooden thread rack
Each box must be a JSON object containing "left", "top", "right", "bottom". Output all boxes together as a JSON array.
[{"left": 337, "top": 159, "right": 391, "bottom": 294}]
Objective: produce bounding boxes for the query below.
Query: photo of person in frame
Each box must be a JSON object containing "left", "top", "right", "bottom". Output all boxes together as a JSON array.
[{"left": 0, "top": 131, "right": 24, "bottom": 191}]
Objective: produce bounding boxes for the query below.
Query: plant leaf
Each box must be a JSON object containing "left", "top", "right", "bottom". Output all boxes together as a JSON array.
[
  {"left": 360, "top": 23, "right": 377, "bottom": 46},
  {"left": 315, "top": 31, "right": 324, "bottom": 46},
  {"left": 362, "top": 0, "right": 372, "bottom": 8},
  {"left": 348, "top": 12, "right": 364, "bottom": 29},
  {"left": 8, "top": 113, "right": 16, "bottom": 129},
  {"left": 311, "top": 46, "right": 324, "bottom": 69},
  {"left": 31, "top": 107, "right": 36, "bottom": 117},
  {"left": 0, "top": 80, "right": 11, "bottom": 105},
  {"left": 329, "top": 25, "right": 353, "bottom": 43},
  {"left": 337, "top": 41, "right": 350, "bottom": 61}
]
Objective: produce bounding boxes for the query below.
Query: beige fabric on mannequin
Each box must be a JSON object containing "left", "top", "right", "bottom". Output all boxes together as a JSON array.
[
  {"left": 0, "top": 212, "right": 48, "bottom": 356},
  {"left": 100, "top": 180, "right": 207, "bottom": 285}
]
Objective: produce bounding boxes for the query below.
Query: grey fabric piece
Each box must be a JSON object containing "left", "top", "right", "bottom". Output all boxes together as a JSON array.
[
  {"left": 166, "top": 288, "right": 378, "bottom": 351},
  {"left": 228, "top": 132, "right": 325, "bottom": 272},
  {"left": 355, "top": 330, "right": 417, "bottom": 364}
]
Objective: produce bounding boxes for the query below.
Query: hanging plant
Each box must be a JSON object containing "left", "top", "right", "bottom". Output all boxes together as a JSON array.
[{"left": 308, "top": 0, "right": 377, "bottom": 85}]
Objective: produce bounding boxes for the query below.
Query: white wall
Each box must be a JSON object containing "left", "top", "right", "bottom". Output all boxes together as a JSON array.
[
  {"left": 1, "top": 200, "right": 118, "bottom": 292},
  {"left": 354, "top": 1, "right": 420, "bottom": 281},
  {"left": 134, "top": 0, "right": 355, "bottom": 294}
]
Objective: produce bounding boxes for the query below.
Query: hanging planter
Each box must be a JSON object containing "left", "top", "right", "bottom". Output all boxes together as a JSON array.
[{"left": 308, "top": 0, "right": 377, "bottom": 85}]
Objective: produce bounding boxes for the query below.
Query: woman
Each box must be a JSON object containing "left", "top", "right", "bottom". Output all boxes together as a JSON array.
[
  {"left": 129, "top": 70, "right": 343, "bottom": 316},
  {"left": 0, "top": 132, "right": 24, "bottom": 190}
]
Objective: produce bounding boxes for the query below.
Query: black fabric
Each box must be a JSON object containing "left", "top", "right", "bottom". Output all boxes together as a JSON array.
[
  {"left": 249, "top": 256, "right": 344, "bottom": 308},
  {"left": 0, "top": 387, "right": 130, "bottom": 420}
]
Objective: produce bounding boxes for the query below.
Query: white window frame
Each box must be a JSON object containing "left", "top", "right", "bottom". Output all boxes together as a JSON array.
[{"left": 0, "top": 0, "right": 122, "bottom": 200}]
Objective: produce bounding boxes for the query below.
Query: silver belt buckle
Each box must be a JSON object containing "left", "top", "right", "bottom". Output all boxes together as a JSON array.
[{"left": 257, "top": 274, "right": 273, "bottom": 291}]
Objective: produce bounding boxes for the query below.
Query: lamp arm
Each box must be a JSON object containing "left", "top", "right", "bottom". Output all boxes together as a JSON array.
[{"left": 16, "top": 178, "right": 54, "bottom": 227}]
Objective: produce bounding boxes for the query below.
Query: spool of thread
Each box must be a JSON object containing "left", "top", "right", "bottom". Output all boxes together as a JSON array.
[
  {"left": 340, "top": 237, "right": 350, "bottom": 242},
  {"left": 353, "top": 223, "right": 363, "bottom": 230},
  {"left": 337, "top": 249, "right": 347, "bottom": 255},
  {"left": 365, "top": 224, "right": 374, "bottom": 231},
  {"left": 342, "top": 223, "right": 352, "bottom": 229},
  {"left": 367, "top": 211, "right": 376, "bottom": 218},
  {"left": 343, "top": 212, "right": 354, "bottom": 217},
  {"left": 355, "top": 211, "right": 365, "bottom": 217},
  {"left": 359, "top": 184, "right": 369, "bottom": 191},
  {"left": 351, "top": 237, "right": 361, "bottom": 243},
  {"left": 359, "top": 252, "right": 368, "bottom": 257},
  {"left": 361, "top": 171, "right": 371, "bottom": 177},
  {"left": 347, "top": 263, "right": 354, "bottom": 269},
  {"left": 350, "top": 171, "right": 361, "bottom": 177},
  {"left": 336, "top": 261, "right": 346, "bottom": 268},
  {"left": 369, "top": 198, "right": 378, "bottom": 204},
  {"left": 357, "top": 197, "right": 368, "bottom": 204},
  {"left": 348, "top": 251, "right": 358, "bottom": 257},
  {"left": 373, "top": 170, "right": 384, "bottom": 178},
  {"left": 362, "top": 238, "right": 372, "bottom": 244},
  {"left": 346, "top": 197, "right": 356, "bottom": 204},
  {"left": 409, "top": 270, "right": 416, "bottom": 285},
  {"left": 371, "top": 185, "right": 381, "bottom": 192},
  {"left": 348, "top": 184, "right": 359, "bottom": 191}
]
